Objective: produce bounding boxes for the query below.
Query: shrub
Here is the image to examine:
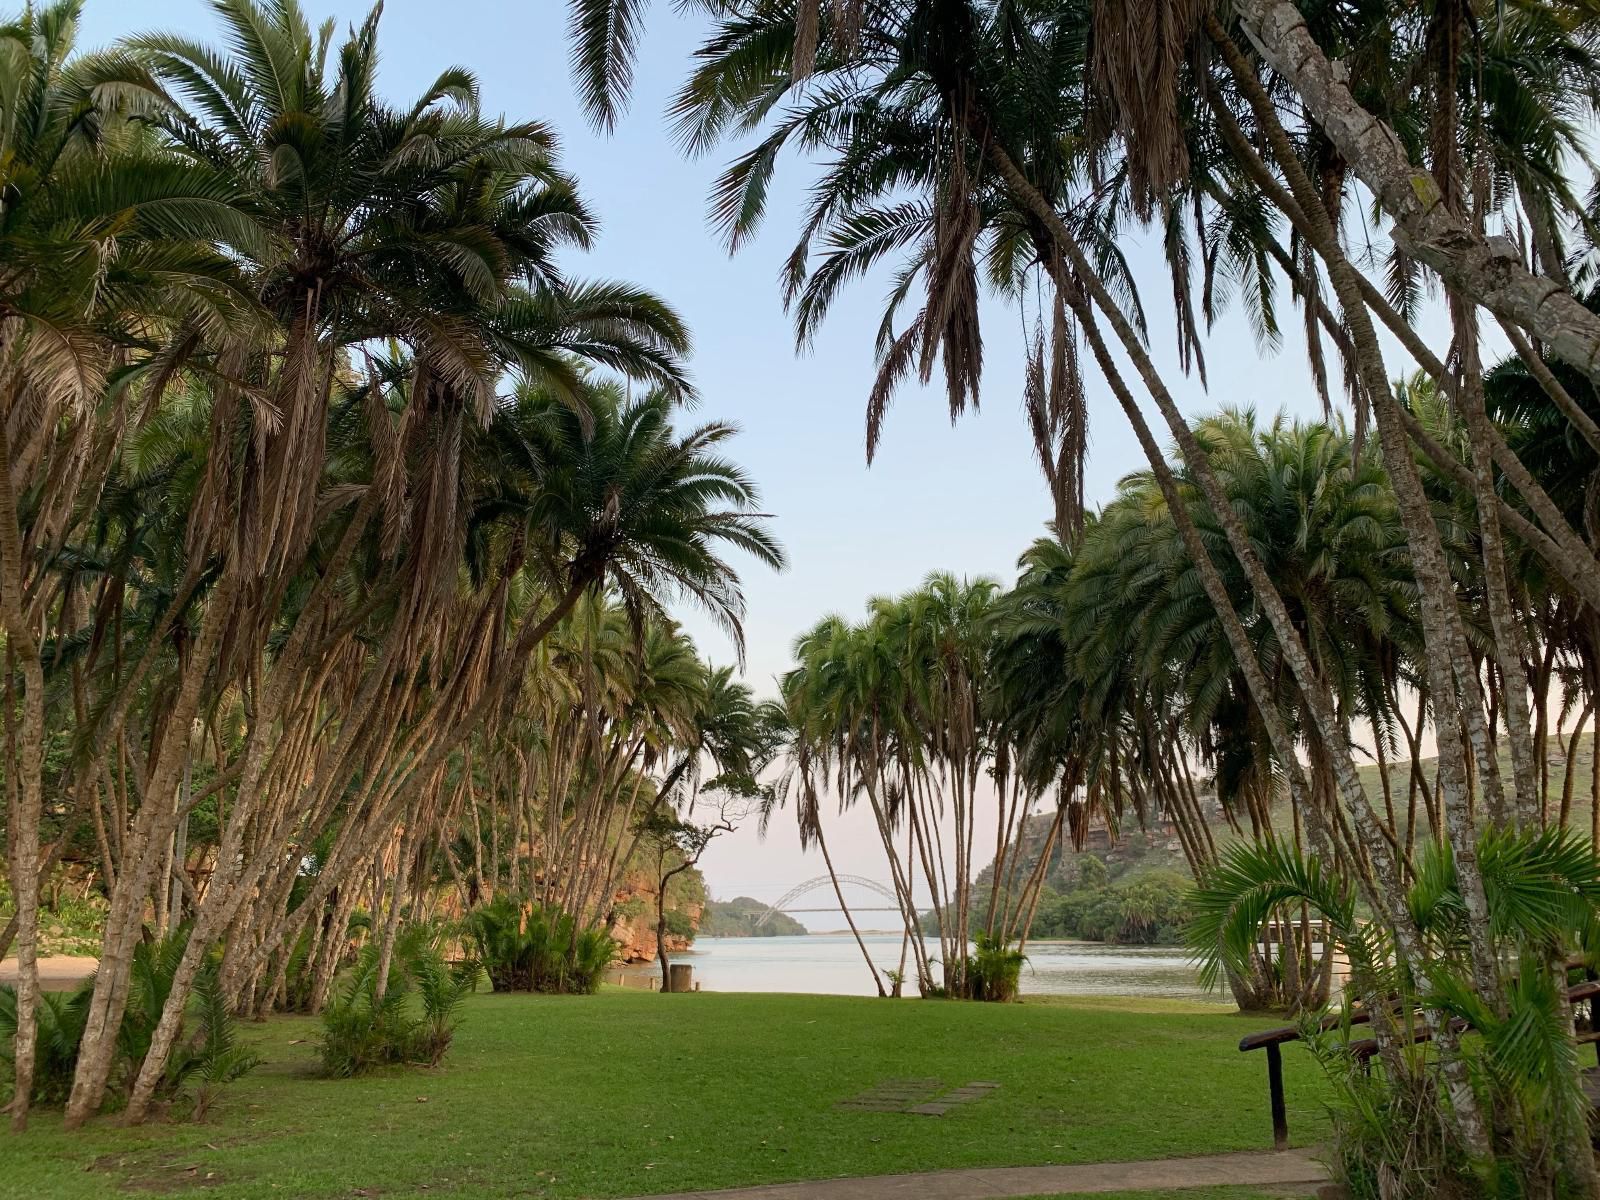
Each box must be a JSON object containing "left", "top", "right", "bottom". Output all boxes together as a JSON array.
[
  {"left": 0, "top": 985, "right": 91, "bottom": 1106},
  {"left": 317, "top": 923, "right": 473, "bottom": 1078},
  {"left": 166, "top": 967, "right": 262, "bottom": 1121},
  {"left": 968, "top": 933, "right": 1027, "bottom": 1002},
  {"left": 0, "top": 927, "right": 258, "bottom": 1117},
  {"left": 463, "top": 899, "right": 616, "bottom": 994}
]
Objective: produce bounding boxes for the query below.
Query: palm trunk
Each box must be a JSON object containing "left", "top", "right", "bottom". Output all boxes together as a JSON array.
[
  {"left": 815, "top": 817, "right": 884, "bottom": 997},
  {"left": 0, "top": 394, "right": 46, "bottom": 1131},
  {"left": 65, "top": 566, "right": 241, "bottom": 1129},
  {"left": 1228, "top": 0, "right": 1600, "bottom": 381},
  {"left": 979, "top": 107, "right": 1498, "bottom": 1151},
  {"left": 1204, "top": 22, "right": 1504, "bottom": 1004}
]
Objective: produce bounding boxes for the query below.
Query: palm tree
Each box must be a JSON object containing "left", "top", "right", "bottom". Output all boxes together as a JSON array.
[
  {"left": 0, "top": 0, "right": 257, "bottom": 1129},
  {"left": 1190, "top": 826, "right": 1600, "bottom": 1198}
]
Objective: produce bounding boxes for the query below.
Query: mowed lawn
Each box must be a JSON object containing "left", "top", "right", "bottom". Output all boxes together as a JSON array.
[{"left": 6, "top": 990, "right": 1329, "bottom": 1200}]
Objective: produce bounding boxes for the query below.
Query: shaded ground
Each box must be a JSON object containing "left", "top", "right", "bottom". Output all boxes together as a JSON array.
[{"left": 6, "top": 989, "right": 1330, "bottom": 1200}]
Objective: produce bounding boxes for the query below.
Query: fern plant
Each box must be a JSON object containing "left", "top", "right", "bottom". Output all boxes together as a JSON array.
[
  {"left": 1, "top": 928, "right": 257, "bottom": 1116},
  {"left": 463, "top": 899, "right": 616, "bottom": 994},
  {"left": 968, "top": 933, "right": 1028, "bottom": 1002},
  {"left": 0, "top": 984, "right": 91, "bottom": 1105},
  {"left": 171, "top": 967, "right": 263, "bottom": 1120}
]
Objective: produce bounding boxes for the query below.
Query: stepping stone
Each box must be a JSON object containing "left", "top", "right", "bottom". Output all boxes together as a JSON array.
[
  {"left": 836, "top": 1079, "right": 945, "bottom": 1112},
  {"left": 838, "top": 1080, "right": 1000, "bottom": 1117}
]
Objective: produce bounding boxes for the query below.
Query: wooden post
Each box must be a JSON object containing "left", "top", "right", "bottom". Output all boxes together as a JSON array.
[{"left": 1266, "top": 1043, "right": 1288, "bottom": 1150}]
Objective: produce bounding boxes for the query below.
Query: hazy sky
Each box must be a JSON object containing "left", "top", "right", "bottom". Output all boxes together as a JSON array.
[{"left": 85, "top": 1, "right": 1450, "bottom": 926}]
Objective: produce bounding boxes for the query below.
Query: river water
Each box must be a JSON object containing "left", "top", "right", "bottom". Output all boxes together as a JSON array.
[{"left": 615, "top": 933, "right": 1226, "bottom": 1003}]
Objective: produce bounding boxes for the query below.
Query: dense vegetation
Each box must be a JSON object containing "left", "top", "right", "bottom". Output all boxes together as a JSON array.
[
  {"left": 0, "top": 0, "right": 782, "bottom": 1133},
  {"left": 1029, "top": 865, "right": 1193, "bottom": 948},
  {"left": 628, "top": 0, "right": 1600, "bottom": 1193},
  {"left": 7, "top": 0, "right": 1600, "bottom": 1195}
]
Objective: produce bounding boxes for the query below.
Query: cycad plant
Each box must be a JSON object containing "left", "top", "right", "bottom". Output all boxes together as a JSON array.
[
  {"left": 463, "top": 898, "right": 617, "bottom": 995},
  {"left": 968, "top": 934, "right": 1027, "bottom": 1004},
  {"left": 318, "top": 922, "right": 473, "bottom": 1078},
  {"left": 0, "top": 986, "right": 91, "bottom": 1107},
  {"left": 166, "top": 967, "right": 262, "bottom": 1121},
  {"left": 1, "top": 927, "right": 257, "bottom": 1116},
  {"left": 1189, "top": 829, "right": 1600, "bottom": 1198}
]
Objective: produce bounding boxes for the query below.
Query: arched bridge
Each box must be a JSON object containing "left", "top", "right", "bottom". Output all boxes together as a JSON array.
[{"left": 751, "top": 875, "right": 901, "bottom": 928}]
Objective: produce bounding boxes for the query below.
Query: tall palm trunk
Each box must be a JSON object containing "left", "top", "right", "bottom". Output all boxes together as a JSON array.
[
  {"left": 1204, "top": 22, "right": 1505, "bottom": 1004},
  {"left": 1228, "top": 0, "right": 1600, "bottom": 381},
  {"left": 815, "top": 816, "right": 884, "bottom": 997},
  {"left": 0, "top": 414, "right": 46, "bottom": 1131},
  {"left": 977, "top": 115, "right": 1495, "bottom": 1151},
  {"left": 63, "top": 561, "right": 242, "bottom": 1129}
]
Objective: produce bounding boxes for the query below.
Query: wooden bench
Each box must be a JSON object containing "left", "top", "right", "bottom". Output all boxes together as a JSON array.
[{"left": 1239, "top": 979, "right": 1600, "bottom": 1149}]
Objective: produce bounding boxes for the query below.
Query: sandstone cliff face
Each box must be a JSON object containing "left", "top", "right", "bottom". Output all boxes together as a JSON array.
[{"left": 608, "top": 893, "right": 705, "bottom": 962}]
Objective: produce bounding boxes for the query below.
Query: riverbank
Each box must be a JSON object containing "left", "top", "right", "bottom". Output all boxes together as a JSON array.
[
  {"left": 8, "top": 989, "right": 1327, "bottom": 1199},
  {"left": 626, "top": 934, "right": 1224, "bottom": 1002}
]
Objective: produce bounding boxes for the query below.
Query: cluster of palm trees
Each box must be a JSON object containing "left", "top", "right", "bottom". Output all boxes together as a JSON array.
[
  {"left": 10, "top": 0, "right": 1600, "bottom": 1187},
  {"left": 557, "top": 0, "right": 1600, "bottom": 1189},
  {"left": 0, "top": 0, "right": 781, "bottom": 1133},
  {"left": 775, "top": 574, "right": 1063, "bottom": 998}
]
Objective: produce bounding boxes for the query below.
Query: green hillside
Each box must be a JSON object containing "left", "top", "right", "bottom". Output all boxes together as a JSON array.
[{"left": 698, "top": 896, "right": 810, "bottom": 937}]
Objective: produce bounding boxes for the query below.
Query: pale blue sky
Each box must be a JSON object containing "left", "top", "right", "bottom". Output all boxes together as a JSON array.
[{"left": 82, "top": 1, "right": 1443, "bottom": 916}]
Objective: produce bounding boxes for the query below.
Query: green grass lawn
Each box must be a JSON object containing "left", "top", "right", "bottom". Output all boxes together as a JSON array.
[{"left": 6, "top": 990, "right": 1329, "bottom": 1200}]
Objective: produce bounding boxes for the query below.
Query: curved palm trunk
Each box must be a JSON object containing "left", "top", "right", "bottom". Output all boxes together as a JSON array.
[
  {"left": 815, "top": 817, "right": 884, "bottom": 997},
  {"left": 63, "top": 564, "right": 242, "bottom": 1129},
  {"left": 1228, "top": 0, "right": 1600, "bottom": 382},
  {"left": 976, "top": 118, "right": 1490, "bottom": 1143},
  {"left": 1202, "top": 24, "right": 1504, "bottom": 999}
]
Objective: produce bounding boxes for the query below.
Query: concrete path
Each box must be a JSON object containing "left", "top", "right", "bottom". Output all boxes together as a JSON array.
[{"left": 624, "top": 1151, "right": 1328, "bottom": 1200}]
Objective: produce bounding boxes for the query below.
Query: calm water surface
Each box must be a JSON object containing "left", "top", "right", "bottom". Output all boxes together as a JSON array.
[{"left": 619, "top": 933, "right": 1226, "bottom": 1003}]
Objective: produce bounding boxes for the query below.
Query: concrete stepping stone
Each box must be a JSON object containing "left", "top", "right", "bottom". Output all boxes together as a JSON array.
[{"left": 839, "top": 1080, "right": 1000, "bottom": 1116}]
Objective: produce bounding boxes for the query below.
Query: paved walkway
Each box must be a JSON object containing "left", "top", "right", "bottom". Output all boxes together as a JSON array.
[{"left": 624, "top": 1151, "right": 1328, "bottom": 1200}]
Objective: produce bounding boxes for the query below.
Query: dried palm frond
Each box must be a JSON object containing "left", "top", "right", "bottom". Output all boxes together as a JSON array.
[{"left": 1088, "top": 0, "right": 1208, "bottom": 216}]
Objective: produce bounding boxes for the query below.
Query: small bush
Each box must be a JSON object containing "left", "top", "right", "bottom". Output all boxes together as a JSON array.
[
  {"left": 0, "top": 985, "right": 91, "bottom": 1105},
  {"left": 968, "top": 933, "right": 1027, "bottom": 1002},
  {"left": 463, "top": 899, "right": 616, "bottom": 994},
  {"left": 167, "top": 967, "right": 262, "bottom": 1121},
  {"left": 317, "top": 923, "right": 473, "bottom": 1078}
]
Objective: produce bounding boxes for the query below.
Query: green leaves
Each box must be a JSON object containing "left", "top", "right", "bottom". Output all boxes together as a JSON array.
[
  {"left": 1184, "top": 836, "right": 1355, "bottom": 992},
  {"left": 567, "top": 0, "right": 649, "bottom": 132}
]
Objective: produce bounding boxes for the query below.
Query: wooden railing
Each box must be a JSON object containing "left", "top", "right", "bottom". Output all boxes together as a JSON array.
[{"left": 1239, "top": 979, "right": 1600, "bottom": 1149}]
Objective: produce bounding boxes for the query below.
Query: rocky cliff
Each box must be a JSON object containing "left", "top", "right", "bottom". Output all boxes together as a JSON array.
[{"left": 606, "top": 866, "right": 707, "bottom": 963}]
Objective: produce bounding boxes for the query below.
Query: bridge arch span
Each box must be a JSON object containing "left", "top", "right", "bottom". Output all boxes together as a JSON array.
[{"left": 753, "top": 875, "right": 899, "bottom": 927}]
